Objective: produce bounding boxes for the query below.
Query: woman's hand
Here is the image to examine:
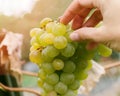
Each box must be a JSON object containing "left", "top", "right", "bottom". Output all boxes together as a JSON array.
[{"left": 60, "top": 0, "right": 120, "bottom": 51}]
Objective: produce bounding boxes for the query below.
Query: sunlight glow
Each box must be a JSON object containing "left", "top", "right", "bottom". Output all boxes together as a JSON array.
[{"left": 0, "top": 0, "right": 37, "bottom": 17}]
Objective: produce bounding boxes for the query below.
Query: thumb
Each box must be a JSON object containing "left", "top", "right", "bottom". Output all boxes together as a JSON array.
[{"left": 70, "top": 26, "right": 106, "bottom": 43}]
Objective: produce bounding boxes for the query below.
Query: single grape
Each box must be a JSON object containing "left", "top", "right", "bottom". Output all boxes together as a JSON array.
[
  {"left": 76, "top": 44, "right": 95, "bottom": 60},
  {"left": 62, "top": 90, "right": 76, "bottom": 96},
  {"left": 39, "top": 32, "right": 55, "bottom": 46},
  {"left": 30, "top": 37, "right": 39, "bottom": 46},
  {"left": 85, "top": 60, "right": 93, "bottom": 71},
  {"left": 45, "top": 73, "right": 59, "bottom": 85},
  {"left": 69, "top": 80, "right": 80, "bottom": 90},
  {"left": 52, "top": 23, "right": 66, "bottom": 36},
  {"left": 97, "top": 44, "right": 112, "bottom": 57},
  {"left": 41, "top": 55, "right": 53, "bottom": 62},
  {"left": 45, "top": 22, "right": 56, "bottom": 33},
  {"left": 76, "top": 61, "right": 88, "bottom": 70},
  {"left": 37, "top": 78, "right": 44, "bottom": 87},
  {"left": 41, "top": 62, "right": 55, "bottom": 74},
  {"left": 46, "top": 91, "right": 57, "bottom": 96},
  {"left": 43, "top": 82, "right": 54, "bottom": 92},
  {"left": 30, "top": 28, "right": 42, "bottom": 37},
  {"left": 61, "top": 43, "right": 75, "bottom": 57},
  {"left": 53, "top": 36, "right": 67, "bottom": 49},
  {"left": 60, "top": 73, "right": 75, "bottom": 85},
  {"left": 55, "top": 82, "right": 68, "bottom": 95},
  {"left": 64, "top": 31, "right": 72, "bottom": 42},
  {"left": 38, "top": 69, "right": 46, "bottom": 80},
  {"left": 63, "top": 60, "right": 76, "bottom": 73},
  {"left": 71, "top": 42, "right": 78, "bottom": 49},
  {"left": 30, "top": 43, "right": 41, "bottom": 51},
  {"left": 52, "top": 59, "right": 64, "bottom": 70},
  {"left": 40, "top": 18, "right": 53, "bottom": 28},
  {"left": 29, "top": 50, "right": 42, "bottom": 65},
  {"left": 74, "top": 70, "right": 88, "bottom": 80},
  {"left": 41, "top": 45, "right": 59, "bottom": 58}
]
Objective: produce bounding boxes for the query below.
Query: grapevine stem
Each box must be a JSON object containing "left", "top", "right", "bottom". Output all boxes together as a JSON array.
[
  {"left": 0, "top": 83, "right": 41, "bottom": 96},
  {"left": 22, "top": 70, "right": 38, "bottom": 77},
  {"left": 104, "top": 61, "right": 120, "bottom": 70},
  {"left": 20, "top": 62, "right": 120, "bottom": 77}
]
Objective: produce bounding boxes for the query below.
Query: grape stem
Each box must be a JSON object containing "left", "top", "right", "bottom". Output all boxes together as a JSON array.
[{"left": 0, "top": 83, "right": 41, "bottom": 96}]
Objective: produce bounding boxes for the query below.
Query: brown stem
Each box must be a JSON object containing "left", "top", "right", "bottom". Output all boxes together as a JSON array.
[
  {"left": 104, "top": 61, "right": 120, "bottom": 70},
  {"left": 19, "top": 62, "right": 120, "bottom": 77},
  {"left": 0, "top": 83, "right": 41, "bottom": 96},
  {"left": 22, "top": 70, "right": 38, "bottom": 77}
]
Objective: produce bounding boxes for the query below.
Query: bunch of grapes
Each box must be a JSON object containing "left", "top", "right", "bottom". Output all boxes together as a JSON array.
[{"left": 29, "top": 18, "right": 112, "bottom": 96}]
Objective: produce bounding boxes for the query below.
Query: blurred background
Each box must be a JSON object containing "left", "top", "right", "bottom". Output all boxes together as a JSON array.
[{"left": 0, "top": 0, "right": 120, "bottom": 96}]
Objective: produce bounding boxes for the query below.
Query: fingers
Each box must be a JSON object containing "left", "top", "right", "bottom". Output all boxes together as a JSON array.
[
  {"left": 82, "top": 9, "right": 102, "bottom": 27},
  {"left": 72, "top": 8, "right": 91, "bottom": 30},
  {"left": 82, "top": 9, "right": 102, "bottom": 50},
  {"left": 60, "top": 0, "right": 97, "bottom": 24},
  {"left": 60, "top": 0, "right": 82, "bottom": 25},
  {"left": 70, "top": 26, "right": 105, "bottom": 43}
]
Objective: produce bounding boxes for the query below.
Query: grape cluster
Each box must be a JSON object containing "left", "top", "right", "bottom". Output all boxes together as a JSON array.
[{"left": 29, "top": 18, "right": 112, "bottom": 96}]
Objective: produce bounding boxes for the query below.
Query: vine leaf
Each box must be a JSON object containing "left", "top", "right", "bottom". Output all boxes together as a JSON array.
[{"left": 0, "top": 29, "right": 24, "bottom": 83}]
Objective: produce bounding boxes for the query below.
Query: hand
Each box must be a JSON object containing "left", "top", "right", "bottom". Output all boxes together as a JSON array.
[{"left": 60, "top": 0, "right": 120, "bottom": 51}]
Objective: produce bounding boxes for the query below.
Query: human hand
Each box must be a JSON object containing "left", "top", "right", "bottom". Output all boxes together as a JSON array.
[{"left": 60, "top": 0, "right": 120, "bottom": 51}]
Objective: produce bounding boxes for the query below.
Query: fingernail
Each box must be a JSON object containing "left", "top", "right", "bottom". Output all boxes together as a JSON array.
[{"left": 70, "top": 32, "right": 80, "bottom": 41}]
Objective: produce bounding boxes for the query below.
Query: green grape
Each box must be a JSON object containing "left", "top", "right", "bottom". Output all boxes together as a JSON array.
[
  {"left": 29, "top": 50, "right": 42, "bottom": 65},
  {"left": 97, "top": 44, "right": 112, "bottom": 57},
  {"left": 37, "top": 78, "right": 44, "bottom": 87},
  {"left": 47, "top": 91, "right": 57, "bottom": 96},
  {"left": 71, "top": 42, "right": 79, "bottom": 49},
  {"left": 39, "top": 32, "right": 55, "bottom": 46},
  {"left": 64, "top": 31, "right": 72, "bottom": 42},
  {"left": 41, "top": 62, "right": 55, "bottom": 74},
  {"left": 40, "top": 18, "right": 53, "bottom": 28},
  {"left": 85, "top": 60, "right": 93, "bottom": 71},
  {"left": 69, "top": 80, "right": 80, "bottom": 90},
  {"left": 62, "top": 90, "right": 76, "bottom": 96},
  {"left": 63, "top": 61, "right": 76, "bottom": 73},
  {"left": 52, "top": 59, "right": 64, "bottom": 70},
  {"left": 76, "top": 44, "right": 96, "bottom": 60},
  {"left": 76, "top": 61, "right": 88, "bottom": 70},
  {"left": 55, "top": 82, "right": 68, "bottom": 95},
  {"left": 43, "top": 82, "right": 54, "bottom": 92},
  {"left": 61, "top": 43, "right": 75, "bottom": 57},
  {"left": 45, "top": 22, "right": 56, "bottom": 33},
  {"left": 38, "top": 69, "right": 46, "bottom": 80},
  {"left": 30, "top": 43, "right": 41, "bottom": 51},
  {"left": 74, "top": 70, "right": 88, "bottom": 80},
  {"left": 56, "top": 54, "right": 69, "bottom": 61},
  {"left": 60, "top": 73, "right": 75, "bottom": 85},
  {"left": 53, "top": 36, "right": 67, "bottom": 49},
  {"left": 46, "top": 73, "right": 59, "bottom": 85},
  {"left": 41, "top": 45, "right": 59, "bottom": 58},
  {"left": 41, "top": 47, "right": 54, "bottom": 62},
  {"left": 52, "top": 23, "right": 66, "bottom": 36},
  {"left": 30, "top": 37, "right": 39, "bottom": 45},
  {"left": 35, "top": 30, "right": 45, "bottom": 41},
  {"left": 41, "top": 55, "right": 53, "bottom": 62},
  {"left": 30, "top": 28, "right": 42, "bottom": 37}
]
